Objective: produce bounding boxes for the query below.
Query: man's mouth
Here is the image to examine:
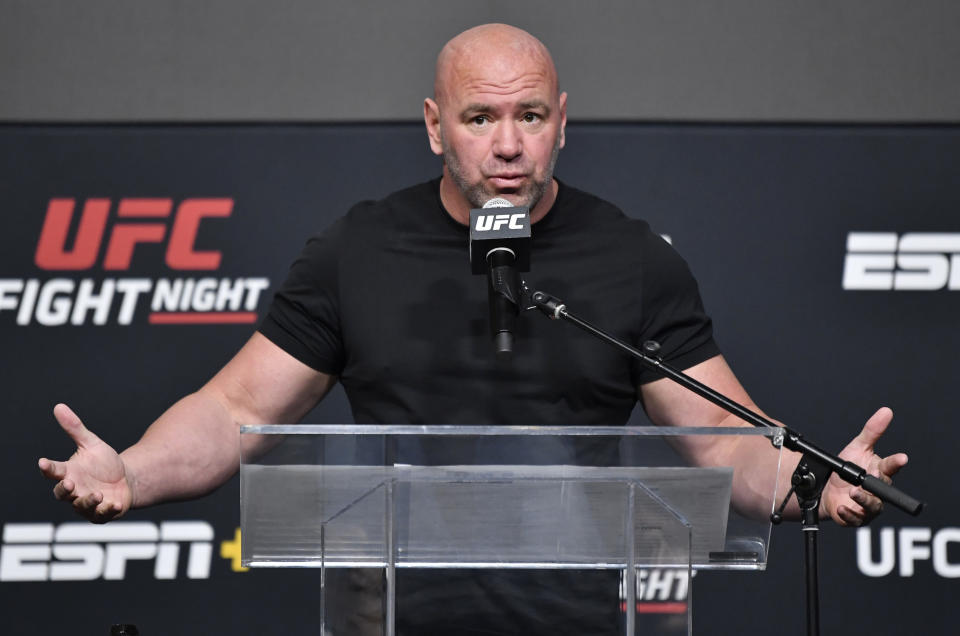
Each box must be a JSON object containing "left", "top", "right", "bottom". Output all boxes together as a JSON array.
[{"left": 488, "top": 174, "right": 527, "bottom": 188}]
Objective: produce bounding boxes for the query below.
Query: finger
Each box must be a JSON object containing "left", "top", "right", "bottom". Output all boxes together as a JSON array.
[
  {"left": 93, "top": 500, "right": 124, "bottom": 523},
  {"left": 851, "top": 488, "right": 883, "bottom": 517},
  {"left": 38, "top": 457, "right": 67, "bottom": 480},
  {"left": 851, "top": 407, "right": 894, "bottom": 453},
  {"left": 53, "top": 480, "right": 76, "bottom": 501},
  {"left": 836, "top": 504, "right": 865, "bottom": 527},
  {"left": 72, "top": 491, "right": 103, "bottom": 511},
  {"left": 53, "top": 403, "right": 100, "bottom": 450},
  {"left": 878, "top": 452, "right": 909, "bottom": 478}
]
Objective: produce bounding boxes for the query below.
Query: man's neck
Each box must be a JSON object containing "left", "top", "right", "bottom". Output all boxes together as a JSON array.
[{"left": 439, "top": 172, "right": 559, "bottom": 226}]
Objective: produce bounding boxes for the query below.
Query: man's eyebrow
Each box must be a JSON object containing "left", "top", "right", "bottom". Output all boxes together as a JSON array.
[
  {"left": 460, "top": 102, "right": 496, "bottom": 119},
  {"left": 460, "top": 102, "right": 496, "bottom": 117},
  {"left": 517, "top": 100, "right": 551, "bottom": 114},
  {"left": 459, "top": 100, "right": 552, "bottom": 118}
]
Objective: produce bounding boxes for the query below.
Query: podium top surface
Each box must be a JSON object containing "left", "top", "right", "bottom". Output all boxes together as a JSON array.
[{"left": 241, "top": 424, "right": 782, "bottom": 439}]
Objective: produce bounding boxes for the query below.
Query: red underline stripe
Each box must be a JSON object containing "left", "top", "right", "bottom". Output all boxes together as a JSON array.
[
  {"left": 148, "top": 312, "right": 258, "bottom": 324},
  {"left": 620, "top": 601, "right": 688, "bottom": 614}
]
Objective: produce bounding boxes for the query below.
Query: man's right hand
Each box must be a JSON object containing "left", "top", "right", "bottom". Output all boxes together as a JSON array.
[{"left": 38, "top": 403, "right": 133, "bottom": 524}]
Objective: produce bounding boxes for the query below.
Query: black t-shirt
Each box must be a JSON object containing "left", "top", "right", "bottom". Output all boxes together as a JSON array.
[
  {"left": 261, "top": 178, "right": 718, "bottom": 425},
  {"left": 259, "top": 179, "right": 719, "bottom": 635}
]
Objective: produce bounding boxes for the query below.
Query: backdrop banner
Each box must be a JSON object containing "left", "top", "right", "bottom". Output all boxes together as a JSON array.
[{"left": 1, "top": 123, "right": 953, "bottom": 634}]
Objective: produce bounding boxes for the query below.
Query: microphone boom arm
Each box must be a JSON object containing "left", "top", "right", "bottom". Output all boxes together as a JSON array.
[{"left": 525, "top": 288, "right": 924, "bottom": 516}]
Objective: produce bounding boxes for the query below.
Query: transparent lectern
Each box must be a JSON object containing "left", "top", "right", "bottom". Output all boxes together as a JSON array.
[{"left": 240, "top": 425, "right": 782, "bottom": 636}]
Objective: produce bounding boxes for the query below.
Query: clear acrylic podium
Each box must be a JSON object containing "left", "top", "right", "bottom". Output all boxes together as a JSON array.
[{"left": 240, "top": 425, "right": 782, "bottom": 636}]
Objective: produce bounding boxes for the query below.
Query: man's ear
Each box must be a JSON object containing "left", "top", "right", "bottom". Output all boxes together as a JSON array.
[
  {"left": 424, "top": 98, "right": 444, "bottom": 156},
  {"left": 558, "top": 91, "right": 568, "bottom": 149}
]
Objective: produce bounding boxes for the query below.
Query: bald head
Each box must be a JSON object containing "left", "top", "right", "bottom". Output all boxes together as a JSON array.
[
  {"left": 434, "top": 24, "right": 559, "bottom": 108},
  {"left": 424, "top": 24, "right": 567, "bottom": 223}
]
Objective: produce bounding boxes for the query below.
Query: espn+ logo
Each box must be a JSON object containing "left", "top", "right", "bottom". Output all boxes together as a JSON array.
[
  {"left": 843, "top": 232, "right": 960, "bottom": 290},
  {"left": 0, "top": 198, "right": 270, "bottom": 326},
  {"left": 0, "top": 521, "right": 215, "bottom": 581}
]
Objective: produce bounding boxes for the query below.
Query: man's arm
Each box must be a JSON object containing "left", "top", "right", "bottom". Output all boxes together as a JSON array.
[
  {"left": 640, "top": 354, "right": 908, "bottom": 525},
  {"left": 38, "top": 332, "right": 335, "bottom": 523}
]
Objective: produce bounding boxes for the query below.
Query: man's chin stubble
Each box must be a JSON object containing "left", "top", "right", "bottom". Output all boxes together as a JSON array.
[
  {"left": 441, "top": 135, "right": 559, "bottom": 210},
  {"left": 446, "top": 166, "right": 549, "bottom": 210}
]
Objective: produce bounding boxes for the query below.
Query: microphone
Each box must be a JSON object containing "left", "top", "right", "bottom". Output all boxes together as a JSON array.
[{"left": 469, "top": 198, "right": 531, "bottom": 360}]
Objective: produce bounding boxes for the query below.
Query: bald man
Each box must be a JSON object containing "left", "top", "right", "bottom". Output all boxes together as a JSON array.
[
  {"left": 40, "top": 23, "right": 907, "bottom": 634},
  {"left": 426, "top": 23, "right": 566, "bottom": 222}
]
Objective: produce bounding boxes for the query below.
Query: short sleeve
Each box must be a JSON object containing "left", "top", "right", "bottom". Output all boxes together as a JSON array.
[
  {"left": 634, "top": 231, "right": 720, "bottom": 384},
  {"left": 258, "top": 220, "right": 346, "bottom": 375}
]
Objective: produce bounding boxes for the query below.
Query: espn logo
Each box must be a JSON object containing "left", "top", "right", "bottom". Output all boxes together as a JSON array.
[
  {"left": 0, "top": 521, "right": 214, "bottom": 581},
  {"left": 843, "top": 232, "right": 960, "bottom": 290},
  {"left": 474, "top": 213, "right": 527, "bottom": 232}
]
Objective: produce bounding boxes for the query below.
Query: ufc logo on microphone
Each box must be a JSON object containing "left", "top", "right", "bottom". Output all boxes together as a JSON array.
[{"left": 475, "top": 213, "right": 526, "bottom": 232}]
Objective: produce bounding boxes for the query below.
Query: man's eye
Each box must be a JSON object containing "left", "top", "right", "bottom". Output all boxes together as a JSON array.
[
  {"left": 522, "top": 113, "right": 541, "bottom": 123},
  {"left": 471, "top": 116, "right": 489, "bottom": 126}
]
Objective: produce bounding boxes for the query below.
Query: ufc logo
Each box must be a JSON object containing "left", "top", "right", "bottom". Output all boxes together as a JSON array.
[
  {"left": 857, "top": 527, "right": 960, "bottom": 578},
  {"left": 35, "top": 198, "right": 233, "bottom": 271},
  {"left": 475, "top": 213, "right": 525, "bottom": 231}
]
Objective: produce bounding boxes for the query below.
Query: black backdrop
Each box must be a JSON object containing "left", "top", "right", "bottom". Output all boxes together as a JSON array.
[{"left": 1, "top": 123, "right": 954, "bottom": 634}]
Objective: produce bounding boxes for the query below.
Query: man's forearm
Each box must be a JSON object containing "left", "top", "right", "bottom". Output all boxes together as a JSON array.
[
  {"left": 713, "top": 412, "right": 802, "bottom": 521},
  {"left": 119, "top": 389, "right": 245, "bottom": 509}
]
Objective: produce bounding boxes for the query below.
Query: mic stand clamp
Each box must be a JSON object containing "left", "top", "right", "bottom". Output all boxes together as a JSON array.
[{"left": 770, "top": 453, "right": 833, "bottom": 636}]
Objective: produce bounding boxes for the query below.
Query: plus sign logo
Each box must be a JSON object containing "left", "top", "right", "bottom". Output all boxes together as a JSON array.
[{"left": 219, "top": 527, "right": 248, "bottom": 572}]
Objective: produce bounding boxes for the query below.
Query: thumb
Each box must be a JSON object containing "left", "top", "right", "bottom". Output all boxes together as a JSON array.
[
  {"left": 53, "top": 403, "right": 101, "bottom": 450},
  {"left": 852, "top": 406, "right": 894, "bottom": 452}
]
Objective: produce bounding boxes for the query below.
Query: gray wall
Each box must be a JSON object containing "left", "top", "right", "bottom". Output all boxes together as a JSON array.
[{"left": 3, "top": 0, "right": 959, "bottom": 123}]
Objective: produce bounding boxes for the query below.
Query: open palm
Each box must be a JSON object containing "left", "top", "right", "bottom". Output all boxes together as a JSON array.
[{"left": 38, "top": 404, "right": 132, "bottom": 523}]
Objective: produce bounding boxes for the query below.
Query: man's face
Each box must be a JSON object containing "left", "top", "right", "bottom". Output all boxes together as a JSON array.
[{"left": 428, "top": 49, "right": 567, "bottom": 210}]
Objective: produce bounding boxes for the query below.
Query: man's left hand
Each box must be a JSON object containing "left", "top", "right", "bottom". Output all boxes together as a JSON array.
[{"left": 820, "top": 407, "right": 909, "bottom": 526}]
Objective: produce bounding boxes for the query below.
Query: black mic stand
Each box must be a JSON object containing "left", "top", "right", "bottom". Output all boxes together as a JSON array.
[{"left": 524, "top": 287, "right": 924, "bottom": 636}]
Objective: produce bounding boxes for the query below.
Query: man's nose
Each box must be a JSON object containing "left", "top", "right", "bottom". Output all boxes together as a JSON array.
[{"left": 492, "top": 121, "right": 522, "bottom": 160}]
